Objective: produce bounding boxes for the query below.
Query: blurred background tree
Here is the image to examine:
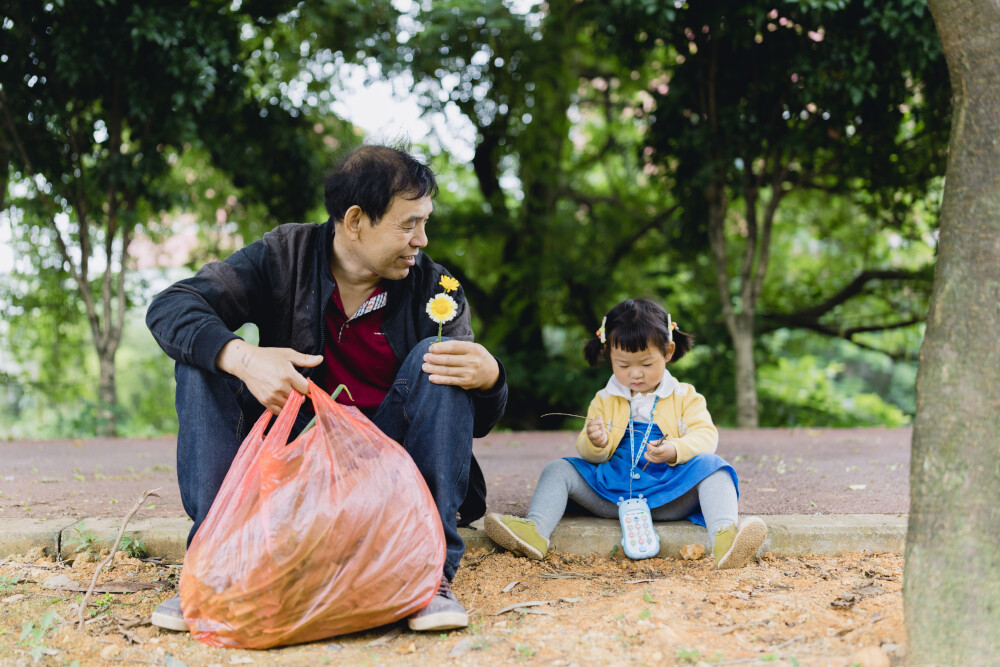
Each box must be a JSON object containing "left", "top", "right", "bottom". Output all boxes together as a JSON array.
[
  {"left": 0, "top": 0, "right": 376, "bottom": 434},
  {"left": 0, "top": 0, "right": 949, "bottom": 437}
]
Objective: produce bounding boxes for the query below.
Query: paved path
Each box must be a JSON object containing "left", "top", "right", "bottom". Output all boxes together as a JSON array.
[{"left": 0, "top": 427, "right": 911, "bottom": 521}]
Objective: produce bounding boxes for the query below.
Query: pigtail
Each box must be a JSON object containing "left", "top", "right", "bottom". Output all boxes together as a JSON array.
[
  {"left": 583, "top": 336, "right": 605, "bottom": 367},
  {"left": 668, "top": 329, "right": 695, "bottom": 362}
]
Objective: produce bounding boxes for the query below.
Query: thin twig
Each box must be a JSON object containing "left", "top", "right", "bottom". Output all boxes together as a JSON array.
[
  {"left": 77, "top": 488, "right": 159, "bottom": 630},
  {"left": 538, "top": 413, "right": 629, "bottom": 431},
  {"left": 492, "top": 600, "right": 556, "bottom": 616}
]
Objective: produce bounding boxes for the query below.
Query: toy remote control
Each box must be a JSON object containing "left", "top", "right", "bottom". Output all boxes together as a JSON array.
[{"left": 618, "top": 494, "right": 660, "bottom": 559}]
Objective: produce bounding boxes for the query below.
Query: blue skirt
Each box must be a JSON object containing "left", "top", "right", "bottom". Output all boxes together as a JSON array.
[{"left": 566, "top": 422, "right": 739, "bottom": 527}]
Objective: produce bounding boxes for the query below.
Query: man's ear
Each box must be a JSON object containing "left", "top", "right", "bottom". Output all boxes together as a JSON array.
[{"left": 341, "top": 205, "right": 365, "bottom": 238}]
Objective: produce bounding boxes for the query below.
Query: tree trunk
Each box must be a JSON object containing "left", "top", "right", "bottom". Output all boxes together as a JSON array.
[
  {"left": 905, "top": 1, "right": 1000, "bottom": 664},
  {"left": 732, "top": 316, "right": 759, "bottom": 428},
  {"left": 97, "top": 350, "right": 117, "bottom": 437}
]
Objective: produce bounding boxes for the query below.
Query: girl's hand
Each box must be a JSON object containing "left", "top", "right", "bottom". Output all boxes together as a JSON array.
[
  {"left": 644, "top": 438, "right": 677, "bottom": 465},
  {"left": 586, "top": 417, "right": 609, "bottom": 448}
]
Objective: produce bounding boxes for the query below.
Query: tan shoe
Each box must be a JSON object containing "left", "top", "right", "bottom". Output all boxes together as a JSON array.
[
  {"left": 484, "top": 513, "right": 549, "bottom": 560},
  {"left": 714, "top": 517, "right": 767, "bottom": 569}
]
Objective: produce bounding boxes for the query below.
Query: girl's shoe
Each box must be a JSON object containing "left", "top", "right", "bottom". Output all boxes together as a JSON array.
[
  {"left": 484, "top": 513, "right": 549, "bottom": 560},
  {"left": 713, "top": 517, "right": 768, "bottom": 569}
]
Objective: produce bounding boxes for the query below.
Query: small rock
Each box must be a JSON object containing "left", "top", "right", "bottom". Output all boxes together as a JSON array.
[
  {"left": 165, "top": 655, "right": 189, "bottom": 667},
  {"left": 850, "top": 646, "right": 890, "bottom": 667},
  {"left": 449, "top": 637, "right": 475, "bottom": 658},
  {"left": 73, "top": 551, "right": 95, "bottom": 568},
  {"left": 8, "top": 546, "right": 47, "bottom": 562},
  {"left": 679, "top": 543, "right": 706, "bottom": 561},
  {"left": 2, "top": 594, "right": 26, "bottom": 603},
  {"left": 43, "top": 574, "right": 76, "bottom": 589},
  {"left": 100, "top": 644, "right": 121, "bottom": 660}
]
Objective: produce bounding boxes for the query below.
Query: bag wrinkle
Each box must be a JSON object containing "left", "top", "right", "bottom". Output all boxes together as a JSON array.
[{"left": 179, "top": 380, "right": 446, "bottom": 649}]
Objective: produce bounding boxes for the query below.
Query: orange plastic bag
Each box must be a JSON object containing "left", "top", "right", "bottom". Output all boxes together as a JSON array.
[{"left": 179, "top": 380, "right": 445, "bottom": 649}]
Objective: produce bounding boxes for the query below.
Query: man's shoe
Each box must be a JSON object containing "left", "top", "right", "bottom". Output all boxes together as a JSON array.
[
  {"left": 407, "top": 576, "right": 468, "bottom": 631},
  {"left": 483, "top": 513, "right": 548, "bottom": 560},
  {"left": 151, "top": 595, "right": 188, "bottom": 632},
  {"left": 714, "top": 517, "right": 768, "bottom": 570}
]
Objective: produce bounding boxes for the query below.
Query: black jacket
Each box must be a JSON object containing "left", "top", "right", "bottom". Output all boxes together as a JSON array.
[{"left": 146, "top": 219, "right": 508, "bottom": 438}]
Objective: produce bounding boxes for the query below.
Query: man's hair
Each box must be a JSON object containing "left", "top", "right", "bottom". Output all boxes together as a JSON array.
[{"left": 323, "top": 142, "right": 439, "bottom": 224}]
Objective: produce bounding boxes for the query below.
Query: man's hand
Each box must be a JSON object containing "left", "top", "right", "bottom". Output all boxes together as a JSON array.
[
  {"left": 422, "top": 340, "right": 500, "bottom": 391},
  {"left": 644, "top": 438, "right": 678, "bottom": 465},
  {"left": 587, "top": 417, "right": 609, "bottom": 449},
  {"left": 216, "top": 339, "right": 323, "bottom": 414}
]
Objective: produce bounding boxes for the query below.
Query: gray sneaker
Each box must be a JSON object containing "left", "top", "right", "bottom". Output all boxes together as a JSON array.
[
  {"left": 151, "top": 595, "right": 188, "bottom": 632},
  {"left": 407, "top": 575, "right": 468, "bottom": 631}
]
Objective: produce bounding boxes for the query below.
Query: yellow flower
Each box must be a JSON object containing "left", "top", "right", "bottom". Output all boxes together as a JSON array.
[
  {"left": 439, "top": 275, "right": 460, "bottom": 293},
  {"left": 426, "top": 293, "right": 458, "bottom": 324}
]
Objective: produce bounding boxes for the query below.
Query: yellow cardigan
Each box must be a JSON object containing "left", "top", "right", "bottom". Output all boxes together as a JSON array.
[{"left": 574, "top": 382, "right": 719, "bottom": 465}]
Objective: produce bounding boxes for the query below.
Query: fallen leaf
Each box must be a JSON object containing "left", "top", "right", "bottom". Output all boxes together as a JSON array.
[
  {"left": 831, "top": 592, "right": 862, "bottom": 609},
  {"left": 502, "top": 581, "right": 519, "bottom": 593},
  {"left": 367, "top": 627, "right": 402, "bottom": 646},
  {"left": 848, "top": 484, "right": 867, "bottom": 491},
  {"left": 851, "top": 582, "right": 886, "bottom": 597}
]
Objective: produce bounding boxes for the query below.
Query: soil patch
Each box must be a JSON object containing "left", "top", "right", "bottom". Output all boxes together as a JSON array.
[{"left": 0, "top": 547, "right": 903, "bottom": 666}]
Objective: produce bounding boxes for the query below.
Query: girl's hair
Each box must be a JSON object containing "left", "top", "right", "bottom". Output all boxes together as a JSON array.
[{"left": 584, "top": 298, "right": 694, "bottom": 367}]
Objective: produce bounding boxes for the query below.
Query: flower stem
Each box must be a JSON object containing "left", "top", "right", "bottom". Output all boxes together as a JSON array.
[{"left": 436, "top": 322, "right": 442, "bottom": 342}]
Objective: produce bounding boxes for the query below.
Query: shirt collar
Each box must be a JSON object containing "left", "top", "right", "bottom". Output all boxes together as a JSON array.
[
  {"left": 604, "top": 369, "right": 679, "bottom": 401},
  {"left": 332, "top": 282, "right": 389, "bottom": 322}
]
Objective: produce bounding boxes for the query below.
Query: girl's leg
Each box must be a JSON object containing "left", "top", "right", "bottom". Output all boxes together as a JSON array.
[
  {"left": 646, "top": 470, "right": 738, "bottom": 550},
  {"left": 695, "top": 469, "right": 739, "bottom": 549},
  {"left": 527, "top": 459, "right": 620, "bottom": 538}
]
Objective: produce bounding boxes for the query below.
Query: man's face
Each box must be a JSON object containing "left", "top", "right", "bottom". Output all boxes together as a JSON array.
[{"left": 353, "top": 193, "right": 433, "bottom": 281}]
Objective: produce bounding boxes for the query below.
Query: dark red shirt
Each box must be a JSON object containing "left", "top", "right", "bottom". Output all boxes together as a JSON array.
[{"left": 322, "top": 284, "right": 400, "bottom": 415}]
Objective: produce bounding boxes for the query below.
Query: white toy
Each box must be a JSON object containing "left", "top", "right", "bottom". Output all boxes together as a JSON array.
[{"left": 618, "top": 494, "right": 660, "bottom": 559}]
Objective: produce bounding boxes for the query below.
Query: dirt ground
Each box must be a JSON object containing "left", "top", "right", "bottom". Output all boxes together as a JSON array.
[{"left": 0, "top": 545, "right": 904, "bottom": 667}]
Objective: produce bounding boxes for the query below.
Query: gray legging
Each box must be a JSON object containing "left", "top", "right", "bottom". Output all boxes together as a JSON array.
[{"left": 526, "top": 459, "right": 738, "bottom": 548}]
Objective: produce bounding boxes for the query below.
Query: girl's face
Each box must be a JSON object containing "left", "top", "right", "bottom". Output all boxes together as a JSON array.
[{"left": 609, "top": 341, "right": 675, "bottom": 396}]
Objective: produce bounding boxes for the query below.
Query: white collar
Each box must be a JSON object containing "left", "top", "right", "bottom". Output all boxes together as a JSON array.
[{"left": 602, "top": 369, "right": 680, "bottom": 401}]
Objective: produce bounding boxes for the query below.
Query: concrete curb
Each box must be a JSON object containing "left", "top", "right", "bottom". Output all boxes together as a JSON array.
[{"left": 1, "top": 514, "right": 906, "bottom": 563}]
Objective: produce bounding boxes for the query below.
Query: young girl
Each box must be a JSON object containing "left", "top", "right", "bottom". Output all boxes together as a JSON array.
[{"left": 485, "top": 298, "right": 767, "bottom": 569}]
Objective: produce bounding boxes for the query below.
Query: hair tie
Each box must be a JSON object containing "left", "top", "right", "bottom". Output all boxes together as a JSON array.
[{"left": 596, "top": 316, "right": 607, "bottom": 344}]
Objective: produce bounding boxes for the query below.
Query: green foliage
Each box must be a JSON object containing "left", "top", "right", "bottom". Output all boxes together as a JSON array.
[
  {"left": 1, "top": 1, "right": 946, "bottom": 433},
  {"left": 118, "top": 533, "right": 148, "bottom": 559},
  {"left": 19, "top": 609, "right": 58, "bottom": 663},
  {"left": 66, "top": 524, "right": 98, "bottom": 555},
  {"left": 675, "top": 647, "right": 702, "bottom": 663},
  {"left": 0, "top": 574, "right": 19, "bottom": 594},
  {"left": 758, "top": 355, "right": 908, "bottom": 427},
  {"left": 1, "top": 0, "right": 355, "bottom": 434}
]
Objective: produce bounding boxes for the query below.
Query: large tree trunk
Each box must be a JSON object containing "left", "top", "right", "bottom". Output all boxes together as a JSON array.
[
  {"left": 904, "top": 1, "right": 1000, "bottom": 663},
  {"left": 97, "top": 352, "right": 117, "bottom": 437},
  {"left": 731, "top": 316, "right": 759, "bottom": 428}
]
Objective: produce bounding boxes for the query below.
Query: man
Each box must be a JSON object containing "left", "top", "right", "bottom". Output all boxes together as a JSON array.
[{"left": 146, "top": 143, "right": 507, "bottom": 633}]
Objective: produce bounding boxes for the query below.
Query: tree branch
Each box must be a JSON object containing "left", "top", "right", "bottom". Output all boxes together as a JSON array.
[
  {"left": 768, "top": 268, "right": 933, "bottom": 322},
  {"left": 77, "top": 488, "right": 160, "bottom": 630}
]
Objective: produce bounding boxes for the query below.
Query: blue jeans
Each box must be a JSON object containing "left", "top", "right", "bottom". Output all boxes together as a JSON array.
[{"left": 174, "top": 337, "right": 475, "bottom": 580}]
